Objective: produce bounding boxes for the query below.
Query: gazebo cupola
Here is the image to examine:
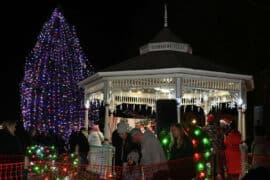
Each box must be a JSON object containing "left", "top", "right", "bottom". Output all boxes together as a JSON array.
[{"left": 139, "top": 5, "right": 192, "bottom": 55}]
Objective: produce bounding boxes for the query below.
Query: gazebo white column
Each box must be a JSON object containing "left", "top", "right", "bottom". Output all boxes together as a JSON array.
[
  {"left": 84, "top": 99, "right": 90, "bottom": 131},
  {"left": 237, "top": 82, "right": 243, "bottom": 134},
  {"left": 103, "top": 80, "right": 111, "bottom": 140},
  {"left": 238, "top": 81, "right": 248, "bottom": 177},
  {"left": 176, "top": 77, "right": 182, "bottom": 123},
  {"left": 237, "top": 81, "right": 247, "bottom": 140},
  {"left": 237, "top": 106, "right": 242, "bottom": 133},
  {"left": 241, "top": 86, "right": 247, "bottom": 141}
]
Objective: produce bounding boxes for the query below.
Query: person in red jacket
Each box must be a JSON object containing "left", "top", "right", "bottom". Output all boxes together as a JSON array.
[{"left": 224, "top": 121, "right": 242, "bottom": 180}]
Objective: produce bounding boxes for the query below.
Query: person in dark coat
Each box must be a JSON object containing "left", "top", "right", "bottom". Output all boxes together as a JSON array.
[
  {"left": 112, "top": 124, "right": 123, "bottom": 166},
  {"left": 69, "top": 130, "right": 78, "bottom": 153},
  {"left": 169, "top": 123, "right": 193, "bottom": 160},
  {"left": 56, "top": 135, "right": 66, "bottom": 154},
  {"left": 15, "top": 121, "right": 30, "bottom": 153},
  {"left": 75, "top": 128, "right": 89, "bottom": 165},
  {"left": 169, "top": 123, "right": 195, "bottom": 180},
  {"left": 116, "top": 122, "right": 137, "bottom": 166},
  {"left": 115, "top": 122, "right": 142, "bottom": 180}
]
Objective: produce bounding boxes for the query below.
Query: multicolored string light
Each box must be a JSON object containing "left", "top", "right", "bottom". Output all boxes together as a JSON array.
[
  {"left": 190, "top": 126, "right": 212, "bottom": 179},
  {"left": 27, "top": 145, "right": 79, "bottom": 177},
  {"left": 21, "top": 8, "right": 94, "bottom": 140},
  {"left": 27, "top": 145, "right": 57, "bottom": 174},
  {"left": 160, "top": 129, "right": 171, "bottom": 159}
]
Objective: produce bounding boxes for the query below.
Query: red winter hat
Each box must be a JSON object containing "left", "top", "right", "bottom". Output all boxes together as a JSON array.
[
  {"left": 207, "top": 114, "right": 215, "bottom": 123},
  {"left": 220, "top": 118, "right": 231, "bottom": 124}
]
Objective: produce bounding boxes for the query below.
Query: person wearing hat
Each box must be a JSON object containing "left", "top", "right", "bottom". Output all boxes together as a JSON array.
[
  {"left": 115, "top": 122, "right": 142, "bottom": 179},
  {"left": 130, "top": 128, "right": 166, "bottom": 165},
  {"left": 116, "top": 122, "right": 139, "bottom": 167},
  {"left": 224, "top": 121, "right": 242, "bottom": 180},
  {"left": 220, "top": 118, "right": 232, "bottom": 136},
  {"left": 130, "top": 128, "right": 168, "bottom": 179}
]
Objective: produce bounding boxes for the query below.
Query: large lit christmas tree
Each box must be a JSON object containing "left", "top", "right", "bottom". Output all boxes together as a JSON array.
[{"left": 21, "top": 8, "right": 94, "bottom": 140}]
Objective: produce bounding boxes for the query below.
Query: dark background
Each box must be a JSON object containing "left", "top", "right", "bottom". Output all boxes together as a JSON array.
[{"left": 1, "top": 0, "right": 269, "bottom": 128}]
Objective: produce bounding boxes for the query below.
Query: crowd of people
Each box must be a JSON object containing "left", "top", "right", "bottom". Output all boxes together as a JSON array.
[
  {"left": 111, "top": 121, "right": 167, "bottom": 179},
  {"left": 1, "top": 115, "right": 270, "bottom": 179},
  {"left": 204, "top": 114, "right": 242, "bottom": 180},
  {"left": 108, "top": 115, "right": 270, "bottom": 180},
  {"left": 204, "top": 114, "right": 270, "bottom": 180}
]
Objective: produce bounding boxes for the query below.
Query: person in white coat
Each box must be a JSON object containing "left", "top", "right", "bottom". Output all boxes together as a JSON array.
[
  {"left": 88, "top": 125, "right": 104, "bottom": 146},
  {"left": 87, "top": 124, "right": 104, "bottom": 171}
]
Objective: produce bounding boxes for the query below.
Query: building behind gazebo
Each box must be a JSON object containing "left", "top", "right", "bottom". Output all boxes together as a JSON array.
[{"left": 79, "top": 6, "right": 254, "bottom": 140}]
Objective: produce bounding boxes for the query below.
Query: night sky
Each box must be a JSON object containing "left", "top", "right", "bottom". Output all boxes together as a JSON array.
[{"left": 1, "top": 0, "right": 270, "bottom": 120}]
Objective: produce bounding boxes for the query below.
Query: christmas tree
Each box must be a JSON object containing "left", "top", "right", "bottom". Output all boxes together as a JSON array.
[{"left": 21, "top": 8, "right": 94, "bottom": 140}]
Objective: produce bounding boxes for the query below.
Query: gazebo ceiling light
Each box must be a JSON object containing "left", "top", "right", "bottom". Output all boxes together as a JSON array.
[{"left": 154, "top": 87, "right": 175, "bottom": 93}]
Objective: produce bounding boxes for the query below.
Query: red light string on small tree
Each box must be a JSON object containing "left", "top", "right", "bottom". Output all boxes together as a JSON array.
[{"left": 189, "top": 126, "right": 212, "bottom": 179}]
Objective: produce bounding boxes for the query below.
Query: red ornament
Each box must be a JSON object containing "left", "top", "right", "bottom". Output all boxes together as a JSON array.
[
  {"left": 192, "top": 139, "right": 199, "bottom": 147},
  {"left": 107, "top": 172, "right": 113, "bottom": 179},
  {"left": 62, "top": 167, "right": 68, "bottom": 173},
  {"left": 207, "top": 114, "right": 214, "bottom": 123},
  {"left": 199, "top": 171, "right": 206, "bottom": 178},
  {"left": 194, "top": 153, "right": 201, "bottom": 161},
  {"left": 45, "top": 149, "right": 50, "bottom": 154}
]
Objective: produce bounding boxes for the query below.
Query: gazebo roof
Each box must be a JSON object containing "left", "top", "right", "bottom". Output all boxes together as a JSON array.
[{"left": 102, "top": 49, "right": 238, "bottom": 74}]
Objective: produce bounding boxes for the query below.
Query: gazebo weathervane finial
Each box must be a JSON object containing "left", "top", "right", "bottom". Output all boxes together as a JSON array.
[{"left": 164, "top": 4, "right": 168, "bottom": 28}]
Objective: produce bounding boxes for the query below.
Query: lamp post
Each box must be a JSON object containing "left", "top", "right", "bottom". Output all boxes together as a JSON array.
[{"left": 85, "top": 100, "right": 90, "bottom": 131}]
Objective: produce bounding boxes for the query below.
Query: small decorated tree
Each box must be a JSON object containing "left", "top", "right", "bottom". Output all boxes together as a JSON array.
[{"left": 26, "top": 145, "right": 79, "bottom": 178}]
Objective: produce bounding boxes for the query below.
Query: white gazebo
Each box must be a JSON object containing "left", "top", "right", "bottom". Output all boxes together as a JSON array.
[{"left": 79, "top": 6, "right": 254, "bottom": 141}]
